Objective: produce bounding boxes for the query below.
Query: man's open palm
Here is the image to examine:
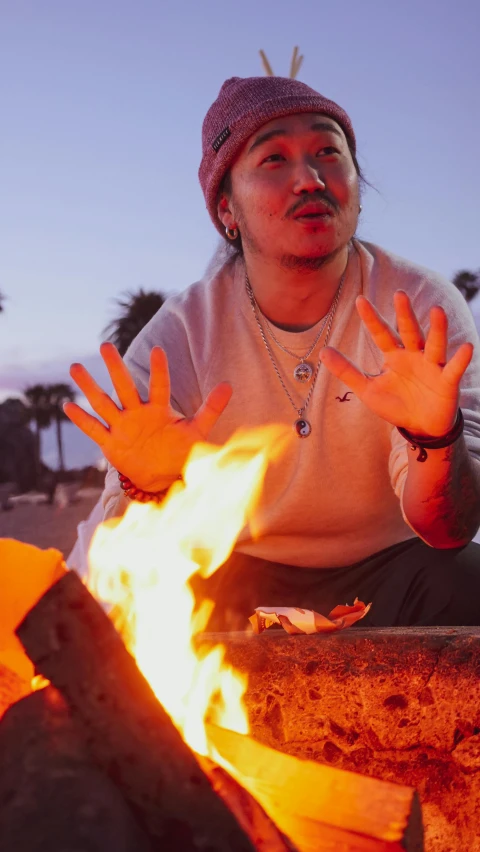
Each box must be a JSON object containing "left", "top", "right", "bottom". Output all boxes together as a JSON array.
[
  {"left": 64, "top": 343, "right": 232, "bottom": 491},
  {"left": 320, "top": 291, "right": 473, "bottom": 436}
]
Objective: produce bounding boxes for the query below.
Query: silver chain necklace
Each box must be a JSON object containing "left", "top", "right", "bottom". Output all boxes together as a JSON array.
[
  {"left": 262, "top": 305, "right": 333, "bottom": 384},
  {"left": 245, "top": 270, "right": 345, "bottom": 438}
]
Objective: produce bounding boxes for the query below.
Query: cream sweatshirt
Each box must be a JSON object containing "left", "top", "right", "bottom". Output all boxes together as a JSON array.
[{"left": 103, "top": 240, "right": 480, "bottom": 568}]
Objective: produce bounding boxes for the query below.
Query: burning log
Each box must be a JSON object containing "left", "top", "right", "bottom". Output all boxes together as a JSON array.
[
  {"left": 199, "top": 756, "right": 295, "bottom": 851},
  {"left": 207, "top": 723, "right": 423, "bottom": 852},
  {"left": 15, "top": 570, "right": 255, "bottom": 852},
  {"left": 0, "top": 686, "right": 153, "bottom": 851},
  {"left": 0, "top": 661, "right": 29, "bottom": 718}
]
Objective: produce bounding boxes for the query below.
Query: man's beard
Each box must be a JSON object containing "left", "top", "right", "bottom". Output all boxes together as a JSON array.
[
  {"left": 239, "top": 222, "right": 343, "bottom": 271},
  {"left": 234, "top": 197, "right": 355, "bottom": 271},
  {"left": 279, "top": 240, "right": 347, "bottom": 273},
  {"left": 279, "top": 253, "right": 333, "bottom": 272}
]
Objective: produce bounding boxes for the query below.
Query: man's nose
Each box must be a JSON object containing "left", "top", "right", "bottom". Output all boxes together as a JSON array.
[{"left": 292, "top": 161, "right": 326, "bottom": 195}]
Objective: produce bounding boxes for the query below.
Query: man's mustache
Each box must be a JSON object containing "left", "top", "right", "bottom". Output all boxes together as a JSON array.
[{"left": 285, "top": 193, "right": 339, "bottom": 219}]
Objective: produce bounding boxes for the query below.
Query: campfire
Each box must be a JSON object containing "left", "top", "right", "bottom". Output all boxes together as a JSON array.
[
  {"left": 0, "top": 427, "right": 423, "bottom": 851},
  {"left": 87, "top": 426, "right": 280, "bottom": 761}
]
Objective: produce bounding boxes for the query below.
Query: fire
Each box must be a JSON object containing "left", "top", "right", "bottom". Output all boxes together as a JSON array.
[{"left": 87, "top": 425, "right": 287, "bottom": 760}]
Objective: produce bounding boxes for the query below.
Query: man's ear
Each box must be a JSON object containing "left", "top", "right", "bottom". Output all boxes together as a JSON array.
[{"left": 217, "top": 192, "right": 236, "bottom": 231}]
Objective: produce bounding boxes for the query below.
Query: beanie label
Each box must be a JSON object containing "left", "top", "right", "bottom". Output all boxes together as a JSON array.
[{"left": 212, "top": 126, "right": 231, "bottom": 153}]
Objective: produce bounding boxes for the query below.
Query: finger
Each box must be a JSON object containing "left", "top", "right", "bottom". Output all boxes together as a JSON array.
[
  {"left": 70, "top": 363, "right": 121, "bottom": 425},
  {"left": 149, "top": 347, "right": 171, "bottom": 407},
  {"left": 423, "top": 306, "right": 448, "bottom": 365},
  {"left": 63, "top": 402, "right": 110, "bottom": 447},
  {"left": 356, "top": 296, "right": 401, "bottom": 352},
  {"left": 319, "top": 348, "right": 369, "bottom": 397},
  {"left": 194, "top": 382, "right": 233, "bottom": 436},
  {"left": 442, "top": 342, "right": 474, "bottom": 388},
  {"left": 393, "top": 291, "right": 425, "bottom": 351},
  {"left": 100, "top": 342, "right": 142, "bottom": 410}
]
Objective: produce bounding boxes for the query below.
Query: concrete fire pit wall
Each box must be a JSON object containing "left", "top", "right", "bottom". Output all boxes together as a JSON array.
[{"left": 212, "top": 627, "right": 480, "bottom": 852}]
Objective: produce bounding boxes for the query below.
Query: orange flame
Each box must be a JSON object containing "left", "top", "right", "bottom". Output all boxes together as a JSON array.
[{"left": 87, "top": 425, "right": 287, "bottom": 759}]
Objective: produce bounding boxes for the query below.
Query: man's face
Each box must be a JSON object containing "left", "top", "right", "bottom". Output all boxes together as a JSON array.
[{"left": 218, "top": 113, "right": 360, "bottom": 269}]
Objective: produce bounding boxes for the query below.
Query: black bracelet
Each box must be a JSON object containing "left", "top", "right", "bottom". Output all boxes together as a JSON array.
[{"left": 397, "top": 409, "right": 464, "bottom": 463}]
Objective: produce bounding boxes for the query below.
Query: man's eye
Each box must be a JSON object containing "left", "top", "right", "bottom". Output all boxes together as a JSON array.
[
  {"left": 318, "top": 146, "right": 339, "bottom": 156},
  {"left": 261, "top": 153, "right": 285, "bottom": 164}
]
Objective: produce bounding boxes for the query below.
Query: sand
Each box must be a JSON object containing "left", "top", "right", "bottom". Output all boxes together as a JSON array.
[{"left": 0, "top": 489, "right": 102, "bottom": 559}]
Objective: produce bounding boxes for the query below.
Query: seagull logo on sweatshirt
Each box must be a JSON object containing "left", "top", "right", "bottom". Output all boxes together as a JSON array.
[{"left": 335, "top": 391, "right": 353, "bottom": 402}]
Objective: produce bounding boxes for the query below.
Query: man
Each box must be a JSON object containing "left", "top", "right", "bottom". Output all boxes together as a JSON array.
[{"left": 65, "top": 76, "right": 480, "bottom": 628}]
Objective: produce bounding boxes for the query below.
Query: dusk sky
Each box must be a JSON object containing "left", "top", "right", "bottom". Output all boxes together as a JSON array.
[{"left": 1, "top": 0, "right": 479, "bottom": 465}]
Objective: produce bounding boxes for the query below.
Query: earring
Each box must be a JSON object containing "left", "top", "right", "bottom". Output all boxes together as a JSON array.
[
  {"left": 358, "top": 204, "right": 363, "bottom": 213},
  {"left": 226, "top": 226, "right": 239, "bottom": 240}
]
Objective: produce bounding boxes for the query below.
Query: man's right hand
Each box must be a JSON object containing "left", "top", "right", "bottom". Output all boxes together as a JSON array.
[{"left": 64, "top": 343, "right": 232, "bottom": 491}]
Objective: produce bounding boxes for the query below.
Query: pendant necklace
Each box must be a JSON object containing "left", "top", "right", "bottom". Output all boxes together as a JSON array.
[
  {"left": 245, "top": 268, "right": 346, "bottom": 437},
  {"left": 263, "top": 312, "right": 331, "bottom": 384}
]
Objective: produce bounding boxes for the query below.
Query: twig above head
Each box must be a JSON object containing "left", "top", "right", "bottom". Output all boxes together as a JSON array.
[
  {"left": 259, "top": 47, "right": 304, "bottom": 79},
  {"left": 259, "top": 49, "right": 275, "bottom": 76},
  {"left": 291, "top": 50, "right": 304, "bottom": 79},
  {"left": 289, "top": 46, "right": 298, "bottom": 78}
]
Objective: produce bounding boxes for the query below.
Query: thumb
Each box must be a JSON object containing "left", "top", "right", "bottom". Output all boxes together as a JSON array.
[{"left": 194, "top": 383, "right": 232, "bottom": 436}]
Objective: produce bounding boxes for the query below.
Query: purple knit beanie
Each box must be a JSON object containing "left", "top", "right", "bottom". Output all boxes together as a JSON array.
[{"left": 199, "top": 75, "right": 356, "bottom": 236}]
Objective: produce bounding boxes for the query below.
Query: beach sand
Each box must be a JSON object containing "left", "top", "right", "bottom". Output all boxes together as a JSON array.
[{"left": 0, "top": 488, "right": 102, "bottom": 559}]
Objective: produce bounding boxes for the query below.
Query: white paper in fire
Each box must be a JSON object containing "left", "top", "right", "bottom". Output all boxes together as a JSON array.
[{"left": 249, "top": 599, "right": 371, "bottom": 635}]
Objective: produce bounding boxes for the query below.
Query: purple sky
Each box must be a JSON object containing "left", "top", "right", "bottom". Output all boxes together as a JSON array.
[{"left": 1, "top": 0, "right": 479, "bottom": 465}]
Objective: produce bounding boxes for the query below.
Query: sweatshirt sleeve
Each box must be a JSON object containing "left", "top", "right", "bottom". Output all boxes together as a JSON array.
[
  {"left": 389, "top": 275, "right": 480, "bottom": 508},
  {"left": 101, "top": 295, "right": 203, "bottom": 519}
]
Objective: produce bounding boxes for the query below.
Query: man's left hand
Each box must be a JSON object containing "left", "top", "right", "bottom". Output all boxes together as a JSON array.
[{"left": 320, "top": 290, "right": 473, "bottom": 436}]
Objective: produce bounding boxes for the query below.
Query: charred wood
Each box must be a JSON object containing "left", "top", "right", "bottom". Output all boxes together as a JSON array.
[
  {"left": 16, "top": 571, "right": 255, "bottom": 852},
  {"left": 0, "top": 685, "right": 152, "bottom": 852}
]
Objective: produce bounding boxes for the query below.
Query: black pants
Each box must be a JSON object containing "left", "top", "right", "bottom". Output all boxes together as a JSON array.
[{"left": 194, "top": 538, "right": 480, "bottom": 631}]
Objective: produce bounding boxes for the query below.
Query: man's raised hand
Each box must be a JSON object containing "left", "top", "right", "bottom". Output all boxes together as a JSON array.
[
  {"left": 319, "top": 291, "right": 473, "bottom": 436},
  {"left": 64, "top": 343, "right": 232, "bottom": 490}
]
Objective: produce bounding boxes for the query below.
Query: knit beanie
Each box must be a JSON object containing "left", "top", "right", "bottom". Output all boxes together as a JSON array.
[{"left": 199, "top": 76, "right": 356, "bottom": 236}]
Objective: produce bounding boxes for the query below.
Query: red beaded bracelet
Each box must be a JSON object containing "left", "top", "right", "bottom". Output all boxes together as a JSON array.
[{"left": 118, "top": 472, "right": 181, "bottom": 503}]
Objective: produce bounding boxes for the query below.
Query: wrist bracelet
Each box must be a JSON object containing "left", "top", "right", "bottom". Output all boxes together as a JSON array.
[
  {"left": 397, "top": 409, "right": 464, "bottom": 463},
  {"left": 118, "top": 472, "right": 181, "bottom": 503}
]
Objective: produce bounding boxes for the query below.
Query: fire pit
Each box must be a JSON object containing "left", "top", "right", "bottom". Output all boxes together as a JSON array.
[
  {"left": 0, "top": 570, "right": 422, "bottom": 851},
  {"left": 204, "top": 627, "right": 480, "bottom": 852},
  {"left": 0, "top": 429, "right": 428, "bottom": 850}
]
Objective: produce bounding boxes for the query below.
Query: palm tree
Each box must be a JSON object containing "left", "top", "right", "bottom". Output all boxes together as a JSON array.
[
  {"left": 103, "top": 288, "right": 167, "bottom": 356},
  {"left": 0, "top": 398, "right": 36, "bottom": 492},
  {"left": 453, "top": 270, "right": 480, "bottom": 303},
  {"left": 24, "top": 384, "right": 53, "bottom": 484},
  {"left": 49, "top": 383, "right": 76, "bottom": 472}
]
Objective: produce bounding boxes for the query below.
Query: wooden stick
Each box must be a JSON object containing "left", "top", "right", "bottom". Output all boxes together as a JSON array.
[
  {"left": 292, "top": 54, "right": 303, "bottom": 79},
  {"left": 16, "top": 571, "right": 255, "bottom": 852},
  {"left": 289, "top": 47, "right": 298, "bottom": 79},
  {"left": 259, "top": 50, "right": 275, "bottom": 77}
]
